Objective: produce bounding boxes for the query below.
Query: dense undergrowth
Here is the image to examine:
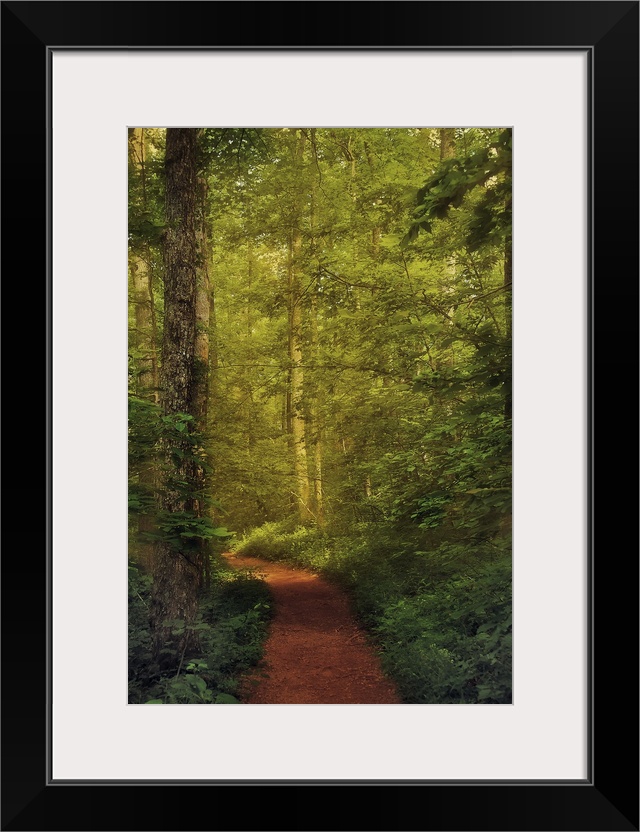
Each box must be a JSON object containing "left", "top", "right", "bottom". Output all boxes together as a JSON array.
[
  {"left": 232, "top": 520, "right": 511, "bottom": 704},
  {"left": 128, "top": 554, "right": 272, "bottom": 704}
]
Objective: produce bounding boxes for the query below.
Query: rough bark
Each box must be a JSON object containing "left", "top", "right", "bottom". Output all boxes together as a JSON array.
[
  {"left": 194, "top": 175, "right": 212, "bottom": 585},
  {"left": 194, "top": 176, "right": 210, "bottom": 427},
  {"left": 151, "top": 128, "right": 202, "bottom": 664},
  {"left": 159, "top": 129, "right": 198, "bottom": 416}
]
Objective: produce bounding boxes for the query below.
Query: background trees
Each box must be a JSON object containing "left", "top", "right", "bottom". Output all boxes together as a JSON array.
[{"left": 128, "top": 126, "right": 512, "bottom": 703}]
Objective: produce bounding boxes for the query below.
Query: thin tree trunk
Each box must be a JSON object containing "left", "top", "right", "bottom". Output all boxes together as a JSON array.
[
  {"left": 128, "top": 128, "right": 157, "bottom": 571},
  {"left": 131, "top": 260, "right": 157, "bottom": 407},
  {"left": 309, "top": 290, "right": 324, "bottom": 526},
  {"left": 289, "top": 231, "right": 312, "bottom": 522},
  {"left": 287, "top": 129, "right": 313, "bottom": 523},
  {"left": 313, "top": 436, "right": 324, "bottom": 524},
  {"left": 130, "top": 260, "right": 156, "bottom": 573},
  {"left": 307, "top": 159, "right": 325, "bottom": 525},
  {"left": 439, "top": 128, "right": 456, "bottom": 161},
  {"left": 364, "top": 139, "right": 381, "bottom": 275},
  {"left": 440, "top": 128, "right": 458, "bottom": 339},
  {"left": 504, "top": 225, "right": 512, "bottom": 422},
  {"left": 151, "top": 128, "right": 202, "bottom": 665},
  {"left": 129, "top": 129, "right": 156, "bottom": 399},
  {"left": 131, "top": 262, "right": 155, "bottom": 396},
  {"left": 146, "top": 264, "right": 160, "bottom": 405},
  {"left": 208, "top": 279, "right": 218, "bottom": 425}
]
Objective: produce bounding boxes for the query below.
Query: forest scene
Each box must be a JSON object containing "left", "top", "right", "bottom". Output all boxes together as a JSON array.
[{"left": 128, "top": 126, "right": 512, "bottom": 705}]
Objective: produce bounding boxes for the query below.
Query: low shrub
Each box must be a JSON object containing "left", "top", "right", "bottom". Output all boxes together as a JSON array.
[
  {"left": 232, "top": 520, "right": 512, "bottom": 704},
  {"left": 374, "top": 554, "right": 511, "bottom": 703},
  {"left": 128, "top": 558, "right": 273, "bottom": 704},
  {"left": 232, "top": 520, "right": 330, "bottom": 569}
]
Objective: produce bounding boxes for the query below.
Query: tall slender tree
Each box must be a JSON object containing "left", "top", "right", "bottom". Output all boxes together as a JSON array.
[
  {"left": 286, "top": 129, "right": 313, "bottom": 522},
  {"left": 128, "top": 127, "right": 159, "bottom": 571},
  {"left": 128, "top": 128, "right": 159, "bottom": 401}
]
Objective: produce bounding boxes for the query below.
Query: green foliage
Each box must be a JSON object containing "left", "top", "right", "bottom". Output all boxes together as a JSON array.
[
  {"left": 153, "top": 511, "right": 233, "bottom": 549},
  {"left": 234, "top": 521, "right": 512, "bottom": 704},
  {"left": 199, "top": 128, "right": 270, "bottom": 171},
  {"left": 158, "top": 412, "right": 213, "bottom": 477},
  {"left": 128, "top": 563, "right": 155, "bottom": 695},
  {"left": 374, "top": 554, "right": 511, "bottom": 703},
  {"left": 232, "top": 519, "right": 329, "bottom": 568},
  {"left": 128, "top": 396, "right": 161, "bottom": 471},
  {"left": 128, "top": 398, "right": 231, "bottom": 549},
  {"left": 403, "top": 128, "right": 512, "bottom": 248},
  {"left": 128, "top": 127, "right": 166, "bottom": 255},
  {"left": 128, "top": 559, "right": 272, "bottom": 704}
]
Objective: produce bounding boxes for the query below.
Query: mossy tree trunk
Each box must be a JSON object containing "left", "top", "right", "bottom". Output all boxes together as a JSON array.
[{"left": 151, "top": 128, "right": 202, "bottom": 664}]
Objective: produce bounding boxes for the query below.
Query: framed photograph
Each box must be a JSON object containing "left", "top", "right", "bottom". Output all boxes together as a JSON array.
[{"left": 3, "top": 2, "right": 637, "bottom": 830}]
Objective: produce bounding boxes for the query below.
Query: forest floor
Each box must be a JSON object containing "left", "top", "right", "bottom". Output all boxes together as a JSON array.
[{"left": 223, "top": 552, "right": 400, "bottom": 704}]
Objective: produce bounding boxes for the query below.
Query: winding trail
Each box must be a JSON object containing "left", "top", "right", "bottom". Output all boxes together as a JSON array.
[{"left": 223, "top": 553, "right": 400, "bottom": 704}]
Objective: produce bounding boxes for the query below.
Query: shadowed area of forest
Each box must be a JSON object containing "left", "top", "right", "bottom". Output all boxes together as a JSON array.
[{"left": 128, "top": 127, "right": 512, "bottom": 705}]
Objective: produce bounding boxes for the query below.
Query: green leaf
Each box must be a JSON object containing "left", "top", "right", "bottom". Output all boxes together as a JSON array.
[
  {"left": 186, "top": 659, "right": 209, "bottom": 671},
  {"left": 146, "top": 699, "right": 163, "bottom": 704},
  {"left": 215, "top": 693, "right": 239, "bottom": 704},
  {"left": 211, "top": 527, "right": 234, "bottom": 537},
  {"left": 189, "top": 675, "right": 207, "bottom": 693}
]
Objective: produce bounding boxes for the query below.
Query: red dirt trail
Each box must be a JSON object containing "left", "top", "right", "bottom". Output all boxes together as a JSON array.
[{"left": 223, "top": 553, "right": 400, "bottom": 704}]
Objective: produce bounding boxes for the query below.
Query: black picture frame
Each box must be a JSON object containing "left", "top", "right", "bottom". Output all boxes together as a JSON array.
[{"left": 2, "top": 2, "right": 638, "bottom": 830}]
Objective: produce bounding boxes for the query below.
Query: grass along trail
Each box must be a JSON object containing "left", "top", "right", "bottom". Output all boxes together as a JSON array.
[{"left": 223, "top": 552, "right": 400, "bottom": 704}]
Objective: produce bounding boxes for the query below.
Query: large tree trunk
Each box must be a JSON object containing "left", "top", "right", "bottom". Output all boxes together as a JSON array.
[
  {"left": 151, "top": 128, "right": 202, "bottom": 664},
  {"left": 194, "top": 174, "right": 212, "bottom": 586},
  {"left": 194, "top": 175, "right": 210, "bottom": 429}
]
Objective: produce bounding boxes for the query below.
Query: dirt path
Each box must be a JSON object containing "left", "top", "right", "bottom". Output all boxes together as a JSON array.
[{"left": 223, "top": 553, "right": 400, "bottom": 704}]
